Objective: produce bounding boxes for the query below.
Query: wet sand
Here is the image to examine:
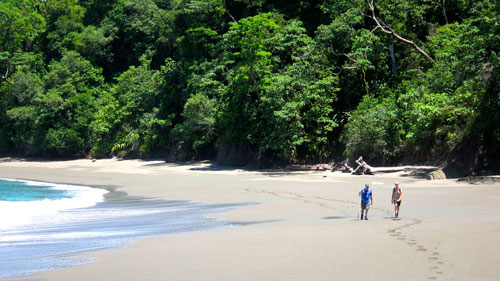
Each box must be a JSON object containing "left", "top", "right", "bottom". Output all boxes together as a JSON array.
[{"left": 1, "top": 158, "right": 500, "bottom": 281}]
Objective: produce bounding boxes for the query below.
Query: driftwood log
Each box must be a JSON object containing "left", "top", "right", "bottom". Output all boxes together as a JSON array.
[
  {"left": 340, "top": 162, "right": 354, "bottom": 173},
  {"left": 352, "top": 157, "right": 373, "bottom": 175},
  {"left": 347, "top": 156, "right": 408, "bottom": 175}
]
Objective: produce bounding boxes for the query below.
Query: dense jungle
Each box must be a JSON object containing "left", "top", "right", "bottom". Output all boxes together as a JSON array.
[{"left": 1, "top": 0, "right": 500, "bottom": 176}]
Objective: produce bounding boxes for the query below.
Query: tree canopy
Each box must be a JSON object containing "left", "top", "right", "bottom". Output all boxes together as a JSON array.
[{"left": 1, "top": 0, "right": 499, "bottom": 175}]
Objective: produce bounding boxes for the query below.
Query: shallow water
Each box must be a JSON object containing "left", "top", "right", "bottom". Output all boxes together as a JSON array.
[{"left": 0, "top": 178, "right": 247, "bottom": 278}]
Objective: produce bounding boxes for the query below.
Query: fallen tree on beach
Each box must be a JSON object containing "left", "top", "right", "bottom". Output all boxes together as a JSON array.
[{"left": 342, "top": 156, "right": 408, "bottom": 175}]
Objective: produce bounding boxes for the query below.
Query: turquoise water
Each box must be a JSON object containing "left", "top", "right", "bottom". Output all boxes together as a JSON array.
[
  {"left": 0, "top": 178, "right": 247, "bottom": 278},
  {"left": 0, "top": 178, "right": 72, "bottom": 201}
]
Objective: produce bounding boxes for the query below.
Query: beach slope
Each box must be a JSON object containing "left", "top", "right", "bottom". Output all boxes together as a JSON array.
[{"left": 1, "top": 159, "right": 500, "bottom": 281}]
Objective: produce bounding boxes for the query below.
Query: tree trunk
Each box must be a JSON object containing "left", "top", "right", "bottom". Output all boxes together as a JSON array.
[
  {"left": 442, "top": 0, "right": 449, "bottom": 24},
  {"left": 389, "top": 35, "right": 397, "bottom": 74}
]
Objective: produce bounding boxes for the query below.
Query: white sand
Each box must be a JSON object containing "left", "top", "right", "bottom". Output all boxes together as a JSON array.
[{"left": 1, "top": 158, "right": 500, "bottom": 281}]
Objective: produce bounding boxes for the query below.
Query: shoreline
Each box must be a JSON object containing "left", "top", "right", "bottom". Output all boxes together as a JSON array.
[
  {"left": 0, "top": 176, "right": 247, "bottom": 279},
  {"left": 2, "top": 159, "right": 500, "bottom": 281}
]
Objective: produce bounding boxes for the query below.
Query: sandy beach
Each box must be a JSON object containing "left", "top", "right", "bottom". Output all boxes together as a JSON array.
[{"left": 1, "top": 158, "right": 500, "bottom": 281}]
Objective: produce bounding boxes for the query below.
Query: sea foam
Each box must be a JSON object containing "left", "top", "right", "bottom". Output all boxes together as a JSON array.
[{"left": 0, "top": 179, "right": 108, "bottom": 230}]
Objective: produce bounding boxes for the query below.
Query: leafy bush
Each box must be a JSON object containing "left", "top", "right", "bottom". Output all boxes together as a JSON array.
[{"left": 343, "top": 95, "right": 398, "bottom": 163}]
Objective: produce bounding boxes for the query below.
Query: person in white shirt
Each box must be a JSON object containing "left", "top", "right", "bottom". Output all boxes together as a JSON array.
[{"left": 391, "top": 182, "right": 403, "bottom": 218}]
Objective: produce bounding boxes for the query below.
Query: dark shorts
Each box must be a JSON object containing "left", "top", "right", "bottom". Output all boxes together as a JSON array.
[
  {"left": 361, "top": 202, "right": 370, "bottom": 210},
  {"left": 393, "top": 200, "right": 401, "bottom": 206}
]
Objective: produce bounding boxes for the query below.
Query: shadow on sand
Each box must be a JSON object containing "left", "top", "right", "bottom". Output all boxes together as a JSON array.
[{"left": 142, "top": 160, "right": 325, "bottom": 178}]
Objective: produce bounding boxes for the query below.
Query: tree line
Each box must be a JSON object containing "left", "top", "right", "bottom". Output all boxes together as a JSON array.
[{"left": 1, "top": 0, "right": 499, "bottom": 175}]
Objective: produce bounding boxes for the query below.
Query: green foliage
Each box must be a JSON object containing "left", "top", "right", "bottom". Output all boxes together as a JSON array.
[
  {"left": 89, "top": 89, "right": 118, "bottom": 156},
  {"left": 44, "top": 0, "right": 86, "bottom": 56},
  {"left": 105, "top": 0, "right": 160, "bottom": 72},
  {"left": 94, "top": 55, "right": 168, "bottom": 157},
  {"left": 172, "top": 92, "right": 216, "bottom": 153},
  {"left": 37, "top": 51, "right": 103, "bottom": 155},
  {"left": 401, "top": 90, "right": 475, "bottom": 153},
  {"left": 217, "top": 13, "right": 282, "bottom": 145},
  {"left": 0, "top": 0, "right": 45, "bottom": 53},
  {"left": 320, "top": 0, "right": 365, "bottom": 25},
  {"left": 0, "top": 0, "right": 45, "bottom": 86},
  {"left": 73, "top": 24, "right": 116, "bottom": 65},
  {"left": 5, "top": 51, "right": 104, "bottom": 156},
  {"left": 0, "top": 0, "right": 498, "bottom": 172},
  {"left": 215, "top": 13, "right": 340, "bottom": 161},
  {"left": 343, "top": 95, "right": 398, "bottom": 162}
]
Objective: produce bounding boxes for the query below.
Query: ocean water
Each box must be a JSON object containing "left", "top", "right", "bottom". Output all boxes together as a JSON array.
[{"left": 0, "top": 178, "right": 246, "bottom": 278}]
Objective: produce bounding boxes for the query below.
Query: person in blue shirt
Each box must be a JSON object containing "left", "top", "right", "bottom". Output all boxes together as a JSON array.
[{"left": 359, "top": 184, "right": 373, "bottom": 220}]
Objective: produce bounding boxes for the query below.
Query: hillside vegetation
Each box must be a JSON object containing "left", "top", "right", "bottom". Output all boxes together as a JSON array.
[{"left": 1, "top": 0, "right": 499, "bottom": 175}]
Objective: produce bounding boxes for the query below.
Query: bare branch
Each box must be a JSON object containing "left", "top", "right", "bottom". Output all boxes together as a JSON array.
[
  {"left": 223, "top": 0, "right": 237, "bottom": 23},
  {"left": 344, "top": 53, "right": 358, "bottom": 63},
  {"left": 367, "top": 0, "right": 434, "bottom": 62},
  {"left": 0, "top": 66, "right": 14, "bottom": 86},
  {"left": 0, "top": 75, "right": 14, "bottom": 86}
]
